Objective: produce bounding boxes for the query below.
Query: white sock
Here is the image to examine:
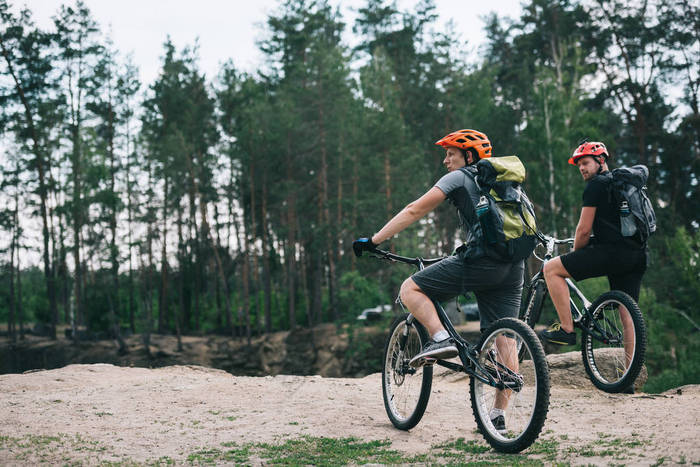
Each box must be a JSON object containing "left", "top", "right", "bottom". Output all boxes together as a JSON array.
[
  {"left": 490, "top": 408, "right": 505, "bottom": 420},
  {"left": 432, "top": 330, "right": 449, "bottom": 342}
]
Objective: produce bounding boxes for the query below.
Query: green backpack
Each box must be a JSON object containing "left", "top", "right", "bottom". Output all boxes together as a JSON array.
[{"left": 460, "top": 156, "right": 538, "bottom": 262}]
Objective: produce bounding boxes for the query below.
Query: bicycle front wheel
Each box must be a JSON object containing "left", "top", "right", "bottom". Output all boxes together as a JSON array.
[
  {"left": 581, "top": 290, "right": 646, "bottom": 393},
  {"left": 470, "top": 317, "right": 550, "bottom": 453},
  {"left": 382, "top": 313, "right": 433, "bottom": 430}
]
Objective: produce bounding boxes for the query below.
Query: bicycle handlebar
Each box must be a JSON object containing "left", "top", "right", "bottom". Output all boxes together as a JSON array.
[
  {"left": 366, "top": 247, "right": 447, "bottom": 268},
  {"left": 534, "top": 234, "right": 574, "bottom": 261}
]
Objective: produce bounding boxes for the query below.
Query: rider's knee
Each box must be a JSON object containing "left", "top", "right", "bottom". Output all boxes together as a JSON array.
[
  {"left": 399, "top": 278, "right": 420, "bottom": 302},
  {"left": 543, "top": 259, "right": 560, "bottom": 279}
]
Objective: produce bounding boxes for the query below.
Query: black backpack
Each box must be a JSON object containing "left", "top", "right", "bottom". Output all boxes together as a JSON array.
[{"left": 605, "top": 165, "right": 657, "bottom": 245}]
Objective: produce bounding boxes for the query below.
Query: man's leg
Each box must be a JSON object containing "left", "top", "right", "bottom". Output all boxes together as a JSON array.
[
  {"left": 541, "top": 257, "right": 577, "bottom": 345},
  {"left": 399, "top": 278, "right": 444, "bottom": 336},
  {"left": 400, "top": 277, "right": 457, "bottom": 365},
  {"left": 609, "top": 270, "right": 645, "bottom": 370},
  {"left": 543, "top": 257, "right": 574, "bottom": 332},
  {"left": 494, "top": 334, "right": 518, "bottom": 410},
  {"left": 619, "top": 306, "right": 635, "bottom": 367}
]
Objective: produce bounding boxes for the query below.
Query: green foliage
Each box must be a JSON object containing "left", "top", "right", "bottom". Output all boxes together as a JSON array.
[
  {"left": 337, "top": 270, "right": 391, "bottom": 321},
  {"left": 641, "top": 228, "right": 700, "bottom": 392}
]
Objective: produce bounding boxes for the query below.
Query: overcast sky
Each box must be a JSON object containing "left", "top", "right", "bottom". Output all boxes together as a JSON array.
[{"left": 18, "top": 0, "right": 523, "bottom": 85}]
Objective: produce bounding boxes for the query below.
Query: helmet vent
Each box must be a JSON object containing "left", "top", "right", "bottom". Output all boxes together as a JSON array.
[{"left": 456, "top": 138, "right": 466, "bottom": 143}]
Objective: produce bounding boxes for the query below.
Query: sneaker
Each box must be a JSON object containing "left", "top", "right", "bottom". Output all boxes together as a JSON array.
[
  {"left": 491, "top": 415, "right": 506, "bottom": 434},
  {"left": 409, "top": 338, "right": 458, "bottom": 368},
  {"left": 540, "top": 323, "right": 576, "bottom": 345}
]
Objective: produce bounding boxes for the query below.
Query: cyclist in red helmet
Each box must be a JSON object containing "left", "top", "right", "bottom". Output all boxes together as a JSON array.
[
  {"left": 541, "top": 141, "right": 648, "bottom": 390},
  {"left": 354, "top": 129, "right": 527, "bottom": 430}
]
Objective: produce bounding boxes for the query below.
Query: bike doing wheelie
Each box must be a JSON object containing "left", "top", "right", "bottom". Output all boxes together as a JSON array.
[
  {"left": 363, "top": 246, "right": 550, "bottom": 453},
  {"left": 519, "top": 233, "right": 646, "bottom": 393}
]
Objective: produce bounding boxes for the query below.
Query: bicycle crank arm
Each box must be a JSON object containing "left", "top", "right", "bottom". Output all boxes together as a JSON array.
[{"left": 435, "top": 360, "right": 467, "bottom": 373}]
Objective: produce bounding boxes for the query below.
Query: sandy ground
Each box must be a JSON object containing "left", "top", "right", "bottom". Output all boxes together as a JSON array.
[{"left": 0, "top": 363, "right": 698, "bottom": 465}]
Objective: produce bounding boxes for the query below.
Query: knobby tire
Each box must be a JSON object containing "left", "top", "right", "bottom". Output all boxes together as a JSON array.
[
  {"left": 382, "top": 313, "right": 433, "bottom": 430},
  {"left": 581, "top": 290, "right": 646, "bottom": 393}
]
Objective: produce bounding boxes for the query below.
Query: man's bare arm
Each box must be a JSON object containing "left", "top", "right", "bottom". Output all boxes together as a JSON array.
[{"left": 372, "top": 187, "right": 446, "bottom": 244}]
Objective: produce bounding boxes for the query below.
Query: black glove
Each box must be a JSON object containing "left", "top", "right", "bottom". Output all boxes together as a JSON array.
[{"left": 353, "top": 237, "right": 377, "bottom": 257}]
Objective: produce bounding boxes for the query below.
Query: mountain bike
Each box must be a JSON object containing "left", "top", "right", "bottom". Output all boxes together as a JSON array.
[
  {"left": 363, "top": 247, "right": 550, "bottom": 454},
  {"left": 518, "top": 234, "right": 647, "bottom": 393}
]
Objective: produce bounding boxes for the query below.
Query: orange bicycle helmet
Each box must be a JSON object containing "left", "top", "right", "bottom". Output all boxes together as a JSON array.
[
  {"left": 435, "top": 129, "right": 492, "bottom": 159},
  {"left": 569, "top": 141, "right": 608, "bottom": 165}
]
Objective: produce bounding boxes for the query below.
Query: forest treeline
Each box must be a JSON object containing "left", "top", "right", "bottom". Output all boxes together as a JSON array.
[{"left": 0, "top": 0, "right": 698, "bottom": 391}]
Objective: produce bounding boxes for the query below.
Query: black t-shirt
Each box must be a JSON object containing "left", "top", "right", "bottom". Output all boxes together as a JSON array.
[{"left": 582, "top": 172, "right": 624, "bottom": 244}]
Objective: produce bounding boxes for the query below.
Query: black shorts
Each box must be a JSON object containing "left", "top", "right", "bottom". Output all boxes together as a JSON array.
[
  {"left": 560, "top": 243, "right": 647, "bottom": 301},
  {"left": 410, "top": 255, "right": 524, "bottom": 332}
]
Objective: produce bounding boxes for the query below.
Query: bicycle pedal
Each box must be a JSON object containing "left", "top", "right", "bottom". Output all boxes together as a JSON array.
[{"left": 409, "top": 356, "right": 436, "bottom": 368}]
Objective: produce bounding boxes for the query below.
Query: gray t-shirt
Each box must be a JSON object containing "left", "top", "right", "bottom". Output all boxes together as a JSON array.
[
  {"left": 435, "top": 169, "right": 471, "bottom": 197},
  {"left": 434, "top": 167, "right": 485, "bottom": 258}
]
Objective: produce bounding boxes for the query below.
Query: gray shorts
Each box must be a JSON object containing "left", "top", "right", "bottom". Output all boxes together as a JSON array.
[{"left": 410, "top": 255, "right": 525, "bottom": 332}]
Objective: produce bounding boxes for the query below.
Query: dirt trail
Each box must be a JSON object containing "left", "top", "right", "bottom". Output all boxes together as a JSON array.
[{"left": 0, "top": 364, "right": 697, "bottom": 465}]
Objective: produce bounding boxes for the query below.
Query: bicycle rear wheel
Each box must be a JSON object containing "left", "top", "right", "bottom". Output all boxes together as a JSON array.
[
  {"left": 382, "top": 313, "right": 433, "bottom": 430},
  {"left": 581, "top": 290, "right": 646, "bottom": 393},
  {"left": 470, "top": 317, "right": 550, "bottom": 453}
]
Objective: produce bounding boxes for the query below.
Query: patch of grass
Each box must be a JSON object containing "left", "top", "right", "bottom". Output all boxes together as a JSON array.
[
  {"left": 565, "top": 436, "right": 641, "bottom": 460},
  {"left": 0, "top": 433, "right": 114, "bottom": 464},
  {"left": 149, "top": 456, "right": 176, "bottom": 465},
  {"left": 434, "top": 437, "right": 491, "bottom": 457},
  {"left": 186, "top": 448, "right": 223, "bottom": 464},
  {"left": 184, "top": 443, "right": 250, "bottom": 465},
  {"left": 525, "top": 438, "right": 560, "bottom": 461},
  {"left": 95, "top": 412, "right": 113, "bottom": 417},
  {"left": 254, "top": 436, "right": 420, "bottom": 465}
]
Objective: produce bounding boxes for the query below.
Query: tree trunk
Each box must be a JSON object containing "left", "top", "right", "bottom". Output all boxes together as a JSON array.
[
  {"left": 143, "top": 221, "right": 154, "bottom": 359},
  {"left": 261, "top": 173, "right": 272, "bottom": 333},
  {"left": 107, "top": 98, "right": 127, "bottom": 354},
  {"left": 16, "top": 238, "right": 24, "bottom": 340},
  {"left": 158, "top": 177, "right": 169, "bottom": 334},
  {"left": 286, "top": 132, "right": 297, "bottom": 330},
  {"left": 242, "top": 252, "right": 251, "bottom": 345},
  {"left": 351, "top": 150, "right": 358, "bottom": 270},
  {"left": 187, "top": 177, "right": 200, "bottom": 333},
  {"left": 248, "top": 161, "right": 260, "bottom": 333},
  {"left": 543, "top": 90, "right": 557, "bottom": 234},
  {"left": 9, "top": 215, "right": 16, "bottom": 343},
  {"left": 317, "top": 102, "right": 337, "bottom": 322}
]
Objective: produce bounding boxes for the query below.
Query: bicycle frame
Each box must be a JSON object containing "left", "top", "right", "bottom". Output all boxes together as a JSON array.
[
  {"left": 527, "top": 235, "right": 626, "bottom": 345},
  {"left": 529, "top": 236, "right": 592, "bottom": 326},
  {"left": 529, "top": 269, "right": 591, "bottom": 326},
  {"left": 369, "top": 248, "right": 523, "bottom": 392}
]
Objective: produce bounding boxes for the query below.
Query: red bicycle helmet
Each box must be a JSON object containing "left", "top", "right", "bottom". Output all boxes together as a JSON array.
[
  {"left": 569, "top": 141, "right": 608, "bottom": 165},
  {"left": 435, "top": 129, "right": 492, "bottom": 159}
]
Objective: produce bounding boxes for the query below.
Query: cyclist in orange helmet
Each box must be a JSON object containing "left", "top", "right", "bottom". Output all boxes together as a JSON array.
[
  {"left": 541, "top": 141, "right": 648, "bottom": 391},
  {"left": 354, "top": 129, "right": 525, "bottom": 431}
]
